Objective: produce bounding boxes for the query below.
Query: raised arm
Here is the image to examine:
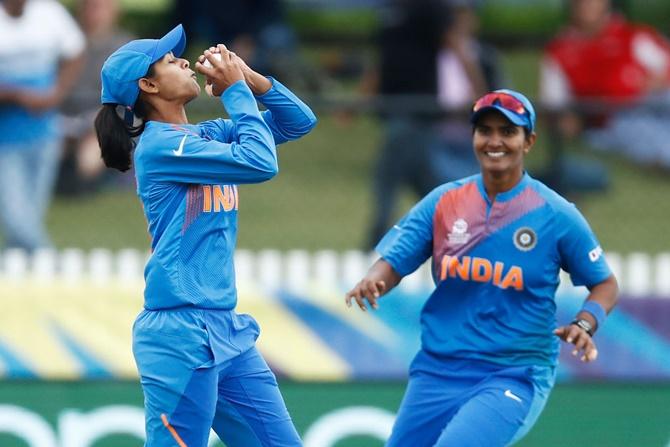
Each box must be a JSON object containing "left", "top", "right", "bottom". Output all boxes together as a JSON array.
[
  {"left": 255, "top": 79, "right": 317, "bottom": 143},
  {"left": 199, "top": 47, "right": 317, "bottom": 144},
  {"left": 138, "top": 80, "right": 278, "bottom": 185},
  {"left": 234, "top": 54, "right": 317, "bottom": 143}
]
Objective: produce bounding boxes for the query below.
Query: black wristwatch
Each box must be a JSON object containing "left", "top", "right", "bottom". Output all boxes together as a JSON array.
[{"left": 571, "top": 318, "right": 594, "bottom": 336}]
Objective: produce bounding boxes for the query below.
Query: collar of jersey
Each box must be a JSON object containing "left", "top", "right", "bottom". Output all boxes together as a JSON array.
[
  {"left": 476, "top": 171, "right": 530, "bottom": 203},
  {"left": 145, "top": 120, "right": 200, "bottom": 134}
]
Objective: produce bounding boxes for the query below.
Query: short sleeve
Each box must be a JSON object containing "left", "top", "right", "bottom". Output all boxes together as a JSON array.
[
  {"left": 49, "top": 2, "right": 85, "bottom": 59},
  {"left": 376, "top": 185, "right": 449, "bottom": 277},
  {"left": 556, "top": 203, "right": 612, "bottom": 287}
]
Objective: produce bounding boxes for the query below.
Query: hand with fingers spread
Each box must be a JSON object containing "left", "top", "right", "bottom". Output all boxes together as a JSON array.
[
  {"left": 194, "top": 44, "right": 244, "bottom": 96},
  {"left": 345, "top": 258, "right": 401, "bottom": 312},
  {"left": 554, "top": 323, "right": 598, "bottom": 362},
  {"left": 346, "top": 277, "right": 386, "bottom": 312}
]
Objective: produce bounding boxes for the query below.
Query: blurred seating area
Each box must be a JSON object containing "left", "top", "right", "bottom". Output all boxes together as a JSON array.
[{"left": 8, "top": 0, "right": 660, "bottom": 257}]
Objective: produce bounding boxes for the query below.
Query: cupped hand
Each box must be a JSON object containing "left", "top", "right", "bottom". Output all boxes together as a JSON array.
[{"left": 194, "top": 44, "right": 244, "bottom": 96}]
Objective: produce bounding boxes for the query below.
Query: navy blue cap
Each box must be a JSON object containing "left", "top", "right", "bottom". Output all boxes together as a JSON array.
[
  {"left": 100, "top": 24, "right": 186, "bottom": 108},
  {"left": 470, "top": 89, "right": 536, "bottom": 132}
]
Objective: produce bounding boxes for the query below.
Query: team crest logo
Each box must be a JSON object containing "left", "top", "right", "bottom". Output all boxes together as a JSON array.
[
  {"left": 448, "top": 218, "right": 470, "bottom": 245},
  {"left": 513, "top": 227, "right": 537, "bottom": 251}
]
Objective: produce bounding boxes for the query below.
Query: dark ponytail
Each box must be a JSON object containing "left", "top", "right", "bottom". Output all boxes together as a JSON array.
[
  {"left": 94, "top": 65, "right": 155, "bottom": 172},
  {"left": 94, "top": 105, "right": 135, "bottom": 172}
]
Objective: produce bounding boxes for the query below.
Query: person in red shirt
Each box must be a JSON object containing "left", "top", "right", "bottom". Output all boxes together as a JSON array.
[{"left": 540, "top": 0, "right": 670, "bottom": 169}]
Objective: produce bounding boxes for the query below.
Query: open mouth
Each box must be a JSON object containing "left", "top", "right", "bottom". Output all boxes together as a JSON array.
[{"left": 485, "top": 151, "right": 506, "bottom": 158}]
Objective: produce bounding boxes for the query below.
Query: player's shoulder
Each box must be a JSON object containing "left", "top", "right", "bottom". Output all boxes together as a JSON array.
[
  {"left": 416, "top": 175, "right": 481, "bottom": 216},
  {"left": 144, "top": 122, "right": 199, "bottom": 141},
  {"left": 526, "top": 175, "right": 580, "bottom": 218},
  {"left": 433, "top": 174, "right": 479, "bottom": 198},
  {"left": 431, "top": 174, "right": 481, "bottom": 203}
]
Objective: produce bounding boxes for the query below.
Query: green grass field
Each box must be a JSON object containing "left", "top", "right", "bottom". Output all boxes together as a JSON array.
[{"left": 44, "top": 50, "right": 670, "bottom": 254}]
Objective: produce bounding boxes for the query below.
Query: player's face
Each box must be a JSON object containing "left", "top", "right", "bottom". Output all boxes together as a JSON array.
[
  {"left": 472, "top": 111, "right": 535, "bottom": 177},
  {"left": 145, "top": 52, "right": 201, "bottom": 102}
]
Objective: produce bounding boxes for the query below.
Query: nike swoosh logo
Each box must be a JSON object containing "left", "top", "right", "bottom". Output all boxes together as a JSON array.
[
  {"left": 173, "top": 135, "right": 187, "bottom": 156},
  {"left": 504, "top": 389, "right": 522, "bottom": 403}
]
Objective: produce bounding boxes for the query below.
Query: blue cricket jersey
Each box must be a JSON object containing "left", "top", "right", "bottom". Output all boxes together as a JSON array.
[
  {"left": 133, "top": 78, "right": 316, "bottom": 310},
  {"left": 377, "top": 173, "right": 612, "bottom": 368}
]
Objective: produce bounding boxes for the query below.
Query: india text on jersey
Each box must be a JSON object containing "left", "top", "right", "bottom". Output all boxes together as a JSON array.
[
  {"left": 438, "top": 255, "right": 524, "bottom": 291},
  {"left": 202, "top": 185, "right": 239, "bottom": 213}
]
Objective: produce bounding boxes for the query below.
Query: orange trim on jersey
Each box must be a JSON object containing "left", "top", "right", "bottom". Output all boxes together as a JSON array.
[{"left": 161, "top": 413, "right": 188, "bottom": 447}]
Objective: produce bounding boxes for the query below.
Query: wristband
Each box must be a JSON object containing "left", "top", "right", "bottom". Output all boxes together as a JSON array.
[
  {"left": 580, "top": 300, "right": 607, "bottom": 331},
  {"left": 571, "top": 318, "right": 594, "bottom": 336}
]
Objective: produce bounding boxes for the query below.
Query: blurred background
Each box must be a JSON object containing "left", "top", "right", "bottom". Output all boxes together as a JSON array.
[{"left": 0, "top": 0, "right": 669, "bottom": 445}]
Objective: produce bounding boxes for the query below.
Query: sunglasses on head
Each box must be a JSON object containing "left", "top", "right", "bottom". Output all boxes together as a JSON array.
[{"left": 472, "top": 92, "right": 526, "bottom": 115}]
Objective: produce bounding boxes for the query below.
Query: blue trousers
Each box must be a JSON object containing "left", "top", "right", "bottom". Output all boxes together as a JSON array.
[
  {"left": 386, "top": 350, "right": 554, "bottom": 447},
  {"left": 0, "top": 139, "right": 60, "bottom": 250},
  {"left": 133, "top": 307, "right": 301, "bottom": 447}
]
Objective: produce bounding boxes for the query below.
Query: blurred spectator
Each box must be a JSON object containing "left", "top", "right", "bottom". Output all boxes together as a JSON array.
[
  {"left": 430, "top": 0, "right": 505, "bottom": 189},
  {"left": 58, "top": 0, "right": 134, "bottom": 196},
  {"left": 0, "top": 0, "right": 85, "bottom": 250},
  {"left": 365, "top": 0, "right": 504, "bottom": 249},
  {"left": 363, "top": 0, "right": 450, "bottom": 249},
  {"left": 540, "top": 0, "right": 670, "bottom": 169},
  {"left": 173, "top": 0, "right": 321, "bottom": 92}
]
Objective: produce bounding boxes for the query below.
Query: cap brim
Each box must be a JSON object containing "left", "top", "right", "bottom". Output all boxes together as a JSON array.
[
  {"left": 471, "top": 105, "right": 529, "bottom": 129},
  {"left": 151, "top": 24, "right": 186, "bottom": 63}
]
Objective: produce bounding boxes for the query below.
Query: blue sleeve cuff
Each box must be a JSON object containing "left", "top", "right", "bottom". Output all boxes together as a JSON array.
[
  {"left": 254, "top": 77, "right": 303, "bottom": 106},
  {"left": 254, "top": 76, "right": 277, "bottom": 99}
]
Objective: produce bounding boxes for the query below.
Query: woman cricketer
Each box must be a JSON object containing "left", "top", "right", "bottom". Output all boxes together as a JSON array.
[
  {"left": 96, "top": 24, "right": 316, "bottom": 446},
  {"left": 346, "top": 89, "right": 618, "bottom": 446}
]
